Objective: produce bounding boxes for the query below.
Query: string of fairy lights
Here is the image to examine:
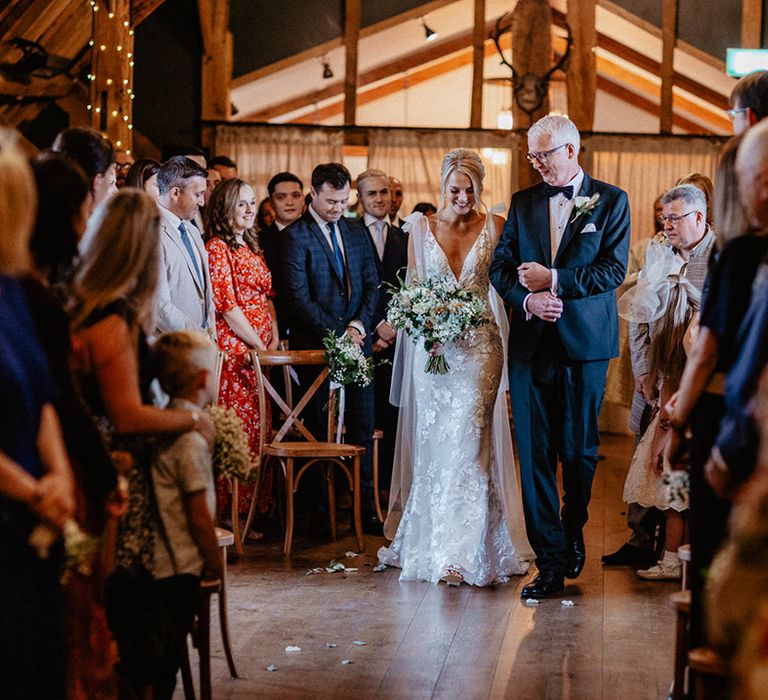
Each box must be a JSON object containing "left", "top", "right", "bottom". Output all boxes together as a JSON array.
[{"left": 84, "top": 0, "right": 135, "bottom": 153}]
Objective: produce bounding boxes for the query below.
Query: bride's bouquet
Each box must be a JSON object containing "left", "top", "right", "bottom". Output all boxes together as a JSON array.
[{"left": 387, "top": 275, "right": 489, "bottom": 374}]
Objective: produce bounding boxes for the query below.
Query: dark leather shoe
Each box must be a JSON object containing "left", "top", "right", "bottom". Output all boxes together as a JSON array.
[
  {"left": 520, "top": 572, "right": 565, "bottom": 599},
  {"left": 566, "top": 532, "right": 586, "bottom": 579},
  {"left": 362, "top": 516, "right": 384, "bottom": 536},
  {"left": 601, "top": 543, "right": 656, "bottom": 568}
]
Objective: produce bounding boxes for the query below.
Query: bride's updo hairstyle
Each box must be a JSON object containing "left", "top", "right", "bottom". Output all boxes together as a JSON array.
[
  {"left": 439, "top": 148, "right": 488, "bottom": 214},
  {"left": 439, "top": 148, "right": 498, "bottom": 235}
]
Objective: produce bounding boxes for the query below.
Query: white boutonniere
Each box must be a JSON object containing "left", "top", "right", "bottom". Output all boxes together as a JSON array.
[{"left": 570, "top": 193, "right": 600, "bottom": 223}]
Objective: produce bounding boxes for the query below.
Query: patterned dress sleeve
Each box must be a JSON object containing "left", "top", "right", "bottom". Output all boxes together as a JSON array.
[{"left": 206, "top": 238, "right": 238, "bottom": 314}]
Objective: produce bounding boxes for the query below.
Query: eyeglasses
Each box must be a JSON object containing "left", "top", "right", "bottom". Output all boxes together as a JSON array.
[
  {"left": 658, "top": 210, "right": 697, "bottom": 226},
  {"left": 525, "top": 143, "right": 568, "bottom": 164},
  {"left": 727, "top": 107, "right": 749, "bottom": 122}
]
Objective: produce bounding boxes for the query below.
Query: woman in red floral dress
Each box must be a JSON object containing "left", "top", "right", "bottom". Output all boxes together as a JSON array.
[{"left": 205, "top": 178, "right": 279, "bottom": 523}]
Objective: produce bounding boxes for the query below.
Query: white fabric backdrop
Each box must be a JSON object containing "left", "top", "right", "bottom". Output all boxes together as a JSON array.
[
  {"left": 214, "top": 125, "right": 344, "bottom": 197},
  {"left": 585, "top": 135, "right": 726, "bottom": 244},
  {"left": 367, "top": 129, "right": 519, "bottom": 217}
]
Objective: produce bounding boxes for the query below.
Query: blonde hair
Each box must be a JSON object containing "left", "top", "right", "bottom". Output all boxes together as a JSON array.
[
  {"left": 152, "top": 331, "right": 216, "bottom": 398},
  {"left": 356, "top": 168, "right": 388, "bottom": 192},
  {"left": 440, "top": 148, "right": 487, "bottom": 212},
  {"left": 714, "top": 135, "right": 751, "bottom": 249},
  {"left": 438, "top": 149, "right": 502, "bottom": 238},
  {"left": 0, "top": 128, "right": 36, "bottom": 274},
  {"left": 70, "top": 189, "right": 161, "bottom": 332}
]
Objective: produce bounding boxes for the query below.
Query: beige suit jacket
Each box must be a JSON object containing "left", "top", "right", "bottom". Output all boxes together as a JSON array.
[{"left": 155, "top": 208, "right": 216, "bottom": 336}]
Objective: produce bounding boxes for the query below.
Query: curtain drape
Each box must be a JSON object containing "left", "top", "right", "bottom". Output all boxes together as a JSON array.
[
  {"left": 368, "top": 129, "right": 519, "bottom": 216},
  {"left": 584, "top": 134, "right": 725, "bottom": 432},
  {"left": 214, "top": 125, "right": 344, "bottom": 197},
  {"left": 585, "top": 135, "right": 726, "bottom": 245}
]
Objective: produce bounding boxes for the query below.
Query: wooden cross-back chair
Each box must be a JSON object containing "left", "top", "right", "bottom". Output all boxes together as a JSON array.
[{"left": 243, "top": 348, "right": 365, "bottom": 556}]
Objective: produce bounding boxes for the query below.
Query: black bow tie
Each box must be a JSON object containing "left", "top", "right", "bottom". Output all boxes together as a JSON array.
[{"left": 543, "top": 184, "right": 574, "bottom": 200}]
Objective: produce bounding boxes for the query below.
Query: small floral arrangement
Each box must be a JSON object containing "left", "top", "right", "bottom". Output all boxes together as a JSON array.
[
  {"left": 323, "top": 330, "right": 375, "bottom": 387},
  {"left": 208, "top": 405, "right": 259, "bottom": 483},
  {"left": 28, "top": 519, "right": 100, "bottom": 583},
  {"left": 386, "top": 274, "right": 489, "bottom": 374},
  {"left": 659, "top": 469, "right": 690, "bottom": 510},
  {"left": 571, "top": 193, "right": 600, "bottom": 223}
]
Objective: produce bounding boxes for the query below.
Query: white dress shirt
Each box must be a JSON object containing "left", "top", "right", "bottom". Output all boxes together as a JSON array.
[
  {"left": 159, "top": 203, "right": 205, "bottom": 278},
  {"left": 363, "top": 212, "right": 391, "bottom": 260},
  {"left": 523, "top": 169, "right": 585, "bottom": 318},
  {"left": 309, "top": 204, "right": 347, "bottom": 265}
]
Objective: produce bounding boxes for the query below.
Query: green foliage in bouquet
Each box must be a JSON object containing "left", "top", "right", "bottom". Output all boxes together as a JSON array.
[{"left": 322, "top": 330, "right": 375, "bottom": 387}]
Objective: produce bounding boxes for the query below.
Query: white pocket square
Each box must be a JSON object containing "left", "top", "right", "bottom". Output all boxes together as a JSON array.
[{"left": 580, "top": 223, "right": 597, "bottom": 233}]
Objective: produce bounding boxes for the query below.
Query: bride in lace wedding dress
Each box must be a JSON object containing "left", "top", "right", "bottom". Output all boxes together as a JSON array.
[{"left": 378, "top": 149, "right": 534, "bottom": 586}]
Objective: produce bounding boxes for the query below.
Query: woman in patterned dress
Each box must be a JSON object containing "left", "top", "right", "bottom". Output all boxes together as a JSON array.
[{"left": 205, "top": 179, "right": 279, "bottom": 522}]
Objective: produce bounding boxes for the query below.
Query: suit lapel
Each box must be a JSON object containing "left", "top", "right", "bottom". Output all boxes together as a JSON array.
[
  {"left": 161, "top": 219, "right": 204, "bottom": 296},
  {"left": 306, "top": 213, "right": 345, "bottom": 289},
  {"left": 553, "top": 173, "right": 595, "bottom": 267},
  {"left": 525, "top": 184, "right": 552, "bottom": 263},
  {"left": 338, "top": 219, "right": 356, "bottom": 300}
]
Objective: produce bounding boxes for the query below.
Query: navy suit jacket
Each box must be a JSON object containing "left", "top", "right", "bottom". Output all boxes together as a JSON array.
[
  {"left": 490, "top": 172, "right": 630, "bottom": 362},
  {"left": 363, "top": 222, "right": 409, "bottom": 333},
  {"left": 279, "top": 211, "right": 380, "bottom": 350},
  {"left": 714, "top": 264, "right": 768, "bottom": 480}
]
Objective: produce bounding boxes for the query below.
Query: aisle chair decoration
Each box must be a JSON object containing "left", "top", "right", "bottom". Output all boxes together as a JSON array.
[
  {"left": 322, "top": 330, "right": 387, "bottom": 520},
  {"left": 244, "top": 347, "right": 365, "bottom": 555}
]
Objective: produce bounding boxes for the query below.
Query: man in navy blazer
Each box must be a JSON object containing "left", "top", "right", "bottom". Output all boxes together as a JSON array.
[
  {"left": 279, "top": 162, "right": 381, "bottom": 533},
  {"left": 490, "top": 115, "right": 630, "bottom": 598}
]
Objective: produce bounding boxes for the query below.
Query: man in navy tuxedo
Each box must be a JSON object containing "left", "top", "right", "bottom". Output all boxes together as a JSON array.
[
  {"left": 490, "top": 115, "right": 630, "bottom": 598},
  {"left": 279, "top": 162, "right": 382, "bottom": 533},
  {"left": 356, "top": 168, "right": 409, "bottom": 500}
]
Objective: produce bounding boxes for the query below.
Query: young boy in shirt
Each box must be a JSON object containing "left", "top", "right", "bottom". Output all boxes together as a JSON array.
[{"left": 150, "top": 331, "right": 222, "bottom": 699}]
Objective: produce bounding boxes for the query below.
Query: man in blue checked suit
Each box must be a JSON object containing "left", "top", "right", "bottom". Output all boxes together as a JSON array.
[
  {"left": 279, "top": 162, "right": 382, "bottom": 534},
  {"left": 490, "top": 115, "right": 630, "bottom": 598}
]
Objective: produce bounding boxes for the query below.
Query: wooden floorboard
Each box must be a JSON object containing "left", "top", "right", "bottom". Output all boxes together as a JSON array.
[{"left": 177, "top": 433, "right": 676, "bottom": 700}]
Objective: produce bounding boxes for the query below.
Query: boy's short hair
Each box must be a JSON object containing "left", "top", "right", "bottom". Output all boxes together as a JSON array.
[{"left": 152, "top": 331, "right": 216, "bottom": 398}]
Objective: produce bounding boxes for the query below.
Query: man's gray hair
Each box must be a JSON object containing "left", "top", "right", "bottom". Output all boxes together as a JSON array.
[
  {"left": 356, "top": 168, "right": 388, "bottom": 191},
  {"left": 661, "top": 184, "right": 707, "bottom": 215},
  {"left": 528, "top": 114, "right": 581, "bottom": 155},
  {"left": 157, "top": 156, "right": 208, "bottom": 196}
]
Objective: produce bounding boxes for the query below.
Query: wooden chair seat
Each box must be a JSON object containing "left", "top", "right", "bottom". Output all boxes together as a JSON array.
[
  {"left": 265, "top": 442, "right": 366, "bottom": 458},
  {"left": 688, "top": 647, "right": 729, "bottom": 676},
  {"left": 688, "top": 646, "right": 730, "bottom": 700},
  {"left": 242, "top": 349, "right": 365, "bottom": 555}
]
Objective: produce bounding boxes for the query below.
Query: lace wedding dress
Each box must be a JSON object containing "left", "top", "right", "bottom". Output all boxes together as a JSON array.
[{"left": 378, "top": 213, "right": 534, "bottom": 586}]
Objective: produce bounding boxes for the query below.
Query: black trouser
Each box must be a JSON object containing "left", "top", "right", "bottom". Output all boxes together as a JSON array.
[
  {"left": 299, "top": 367, "right": 376, "bottom": 515},
  {"left": 509, "top": 332, "right": 608, "bottom": 576},
  {"left": 152, "top": 574, "right": 200, "bottom": 700},
  {"left": 689, "top": 393, "right": 731, "bottom": 647},
  {"left": 373, "top": 349, "right": 398, "bottom": 492}
]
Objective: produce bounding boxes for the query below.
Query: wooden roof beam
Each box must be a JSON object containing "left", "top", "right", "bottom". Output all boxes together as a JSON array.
[
  {"left": 241, "top": 12, "right": 729, "bottom": 126},
  {"left": 130, "top": 0, "right": 168, "bottom": 28}
]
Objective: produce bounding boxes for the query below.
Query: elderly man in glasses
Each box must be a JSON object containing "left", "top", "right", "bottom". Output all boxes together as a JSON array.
[
  {"left": 728, "top": 70, "right": 768, "bottom": 135},
  {"left": 490, "top": 115, "right": 630, "bottom": 598}
]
